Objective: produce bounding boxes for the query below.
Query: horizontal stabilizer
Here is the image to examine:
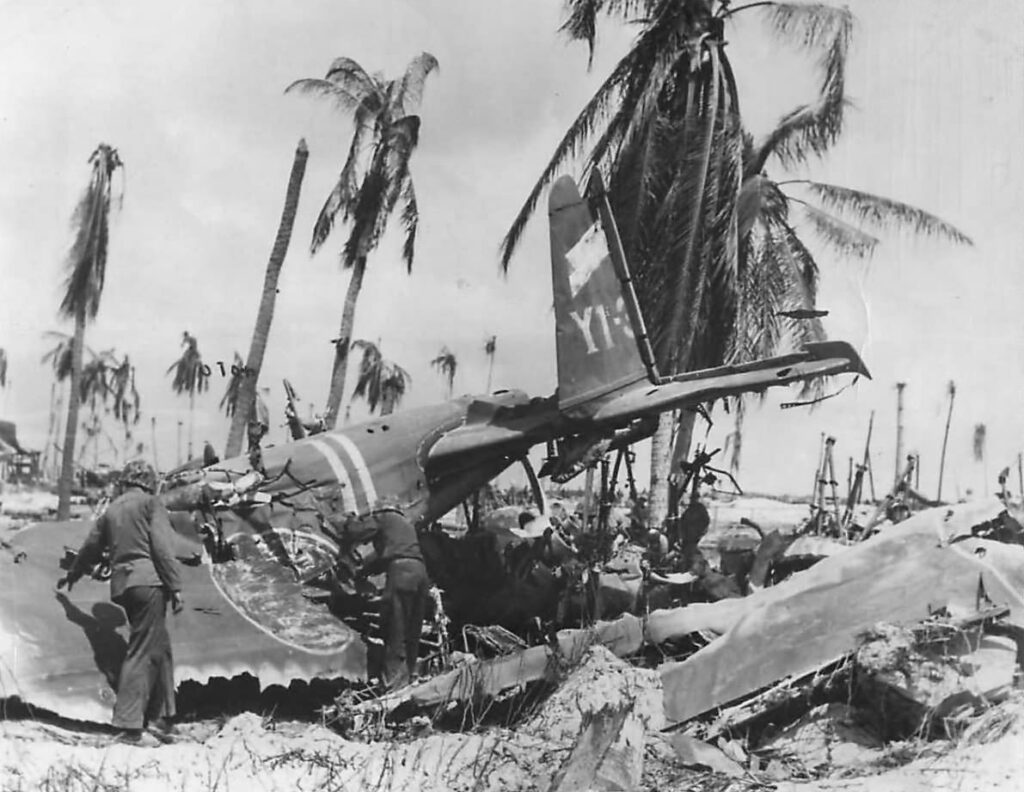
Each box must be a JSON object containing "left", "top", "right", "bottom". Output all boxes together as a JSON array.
[{"left": 592, "top": 342, "right": 869, "bottom": 425}]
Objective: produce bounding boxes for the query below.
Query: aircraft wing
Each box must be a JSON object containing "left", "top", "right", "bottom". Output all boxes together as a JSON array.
[
  {"left": 0, "top": 519, "right": 366, "bottom": 723},
  {"left": 591, "top": 341, "right": 869, "bottom": 424},
  {"left": 426, "top": 341, "right": 866, "bottom": 464}
]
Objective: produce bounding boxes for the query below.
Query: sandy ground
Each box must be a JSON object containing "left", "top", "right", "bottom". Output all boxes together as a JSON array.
[{"left": 3, "top": 691, "right": 1023, "bottom": 791}]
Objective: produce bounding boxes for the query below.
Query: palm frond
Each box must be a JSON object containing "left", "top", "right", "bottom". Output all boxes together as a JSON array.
[
  {"left": 397, "top": 52, "right": 439, "bottom": 112},
  {"left": 797, "top": 199, "right": 879, "bottom": 258},
  {"left": 323, "top": 57, "right": 381, "bottom": 101},
  {"left": 61, "top": 144, "right": 123, "bottom": 320},
  {"left": 219, "top": 352, "right": 245, "bottom": 417},
  {"left": 283, "top": 78, "right": 365, "bottom": 112},
  {"left": 399, "top": 180, "right": 418, "bottom": 272},
  {"left": 747, "top": 5, "right": 852, "bottom": 170},
  {"left": 797, "top": 180, "right": 974, "bottom": 244},
  {"left": 499, "top": 31, "right": 660, "bottom": 270},
  {"left": 757, "top": 3, "right": 854, "bottom": 54},
  {"left": 311, "top": 105, "right": 373, "bottom": 254}
]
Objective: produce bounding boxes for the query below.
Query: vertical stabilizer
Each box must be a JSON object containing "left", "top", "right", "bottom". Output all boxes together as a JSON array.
[{"left": 549, "top": 175, "right": 650, "bottom": 412}]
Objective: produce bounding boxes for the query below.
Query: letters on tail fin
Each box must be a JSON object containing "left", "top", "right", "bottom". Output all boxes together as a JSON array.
[{"left": 549, "top": 175, "right": 653, "bottom": 412}]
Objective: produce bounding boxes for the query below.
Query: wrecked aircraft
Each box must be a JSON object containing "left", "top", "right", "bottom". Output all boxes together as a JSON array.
[{"left": 0, "top": 174, "right": 868, "bottom": 723}]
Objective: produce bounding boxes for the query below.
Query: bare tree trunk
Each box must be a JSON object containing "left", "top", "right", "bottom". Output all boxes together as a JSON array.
[
  {"left": 188, "top": 391, "right": 195, "bottom": 461},
  {"left": 648, "top": 413, "right": 674, "bottom": 527},
  {"left": 151, "top": 416, "right": 160, "bottom": 472},
  {"left": 226, "top": 139, "right": 309, "bottom": 458},
  {"left": 937, "top": 382, "right": 955, "bottom": 502},
  {"left": 57, "top": 310, "right": 85, "bottom": 520},
  {"left": 324, "top": 255, "right": 367, "bottom": 429}
]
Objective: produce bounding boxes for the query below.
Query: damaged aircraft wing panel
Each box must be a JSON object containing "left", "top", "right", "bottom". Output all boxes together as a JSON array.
[
  {"left": 659, "top": 501, "right": 1024, "bottom": 726},
  {"left": 0, "top": 520, "right": 366, "bottom": 724}
]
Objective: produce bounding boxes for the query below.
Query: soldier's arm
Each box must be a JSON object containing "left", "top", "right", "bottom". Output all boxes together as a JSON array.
[
  {"left": 147, "top": 496, "right": 184, "bottom": 593},
  {"left": 65, "top": 517, "right": 107, "bottom": 584}
]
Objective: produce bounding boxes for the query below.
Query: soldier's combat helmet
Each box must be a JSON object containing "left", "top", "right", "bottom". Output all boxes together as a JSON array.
[{"left": 120, "top": 459, "right": 158, "bottom": 493}]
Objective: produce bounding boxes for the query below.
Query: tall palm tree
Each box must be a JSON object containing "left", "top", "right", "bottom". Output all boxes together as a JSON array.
[
  {"left": 225, "top": 140, "right": 310, "bottom": 458},
  {"left": 431, "top": 346, "right": 458, "bottom": 400},
  {"left": 350, "top": 338, "right": 412, "bottom": 416},
  {"left": 167, "top": 331, "right": 210, "bottom": 461},
  {"left": 502, "top": 1, "right": 853, "bottom": 523},
  {"left": 55, "top": 143, "right": 123, "bottom": 518},
  {"left": 484, "top": 335, "right": 497, "bottom": 392},
  {"left": 286, "top": 52, "right": 439, "bottom": 429}
]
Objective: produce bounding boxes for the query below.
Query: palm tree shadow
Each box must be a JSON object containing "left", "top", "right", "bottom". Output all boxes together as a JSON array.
[{"left": 55, "top": 592, "right": 128, "bottom": 688}]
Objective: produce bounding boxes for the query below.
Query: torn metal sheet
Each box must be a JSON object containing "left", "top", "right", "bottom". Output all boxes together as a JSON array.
[
  {"left": 0, "top": 519, "right": 365, "bottom": 724},
  {"left": 356, "top": 614, "right": 645, "bottom": 716},
  {"left": 660, "top": 501, "right": 1024, "bottom": 725}
]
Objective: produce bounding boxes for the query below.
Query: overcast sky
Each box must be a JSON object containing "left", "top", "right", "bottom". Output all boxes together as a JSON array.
[{"left": 2, "top": 0, "right": 1022, "bottom": 499}]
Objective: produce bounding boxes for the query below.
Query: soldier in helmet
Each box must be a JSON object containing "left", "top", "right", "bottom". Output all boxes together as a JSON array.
[
  {"left": 350, "top": 496, "right": 431, "bottom": 689},
  {"left": 57, "top": 460, "right": 185, "bottom": 743}
]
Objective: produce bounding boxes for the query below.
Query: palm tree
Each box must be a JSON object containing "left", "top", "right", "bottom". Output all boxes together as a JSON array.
[
  {"left": 484, "top": 335, "right": 497, "bottom": 392},
  {"left": 502, "top": 1, "right": 853, "bottom": 523},
  {"left": 718, "top": 120, "right": 971, "bottom": 475},
  {"left": 431, "top": 346, "right": 458, "bottom": 400},
  {"left": 286, "top": 52, "right": 439, "bottom": 429},
  {"left": 0, "top": 348, "right": 7, "bottom": 389},
  {"left": 350, "top": 339, "right": 412, "bottom": 416},
  {"left": 729, "top": 126, "right": 971, "bottom": 375},
  {"left": 224, "top": 140, "right": 310, "bottom": 458},
  {"left": 108, "top": 353, "right": 141, "bottom": 461},
  {"left": 219, "top": 352, "right": 246, "bottom": 419},
  {"left": 167, "top": 331, "right": 210, "bottom": 461},
  {"left": 77, "top": 349, "right": 113, "bottom": 467},
  {"left": 55, "top": 143, "right": 124, "bottom": 518}
]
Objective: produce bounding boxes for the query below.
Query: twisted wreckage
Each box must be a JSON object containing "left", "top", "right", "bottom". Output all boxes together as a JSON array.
[{"left": 0, "top": 174, "right": 885, "bottom": 725}]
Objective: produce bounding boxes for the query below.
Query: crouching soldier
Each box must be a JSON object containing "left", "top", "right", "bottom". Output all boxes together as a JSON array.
[
  {"left": 57, "top": 460, "right": 185, "bottom": 743},
  {"left": 351, "top": 497, "right": 431, "bottom": 689}
]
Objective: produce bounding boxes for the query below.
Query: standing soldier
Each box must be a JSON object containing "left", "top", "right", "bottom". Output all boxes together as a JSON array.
[
  {"left": 57, "top": 460, "right": 185, "bottom": 743},
  {"left": 352, "top": 497, "right": 431, "bottom": 689}
]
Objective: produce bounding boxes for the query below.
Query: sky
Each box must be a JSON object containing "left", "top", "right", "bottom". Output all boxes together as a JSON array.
[{"left": 1, "top": 0, "right": 1023, "bottom": 499}]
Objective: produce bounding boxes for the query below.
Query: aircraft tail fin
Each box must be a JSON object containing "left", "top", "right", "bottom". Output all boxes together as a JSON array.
[{"left": 549, "top": 173, "right": 657, "bottom": 412}]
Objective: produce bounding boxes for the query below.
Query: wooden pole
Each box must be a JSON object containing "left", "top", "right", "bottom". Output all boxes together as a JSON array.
[
  {"left": 150, "top": 416, "right": 160, "bottom": 472},
  {"left": 937, "top": 381, "right": 956, "bottom": 503},
  {"left": 582, "top": 466, "right": 595, "bottom": 532},
  {"left": 861, "top": 411, "right": 876, "bottom": 503},
  {"left": 812, "top": 432, "right": 826, "bottom": 502},
  {"left": 894, "top": 383, "right": 906, "bottom": 488}
]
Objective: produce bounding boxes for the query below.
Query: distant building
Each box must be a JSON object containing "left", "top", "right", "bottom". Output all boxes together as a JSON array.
[{"left": 0, "top": 420, "right": 40, "bottom": 484}]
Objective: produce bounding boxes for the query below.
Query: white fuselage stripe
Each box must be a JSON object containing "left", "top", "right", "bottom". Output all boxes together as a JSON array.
[
  {"left": 308, "top": 439, "right": 356, "bottom": 512},
  {"left": 325, "top": 433, "right": 378, "bottom": 510}
]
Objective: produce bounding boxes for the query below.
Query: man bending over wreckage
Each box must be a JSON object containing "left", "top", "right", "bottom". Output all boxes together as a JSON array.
[
  {"left": 345, "top": 497, "right": 432, "bottom": 690},
  {"left": 58, "top": 460, "right": 187, "bottom": 744}
]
